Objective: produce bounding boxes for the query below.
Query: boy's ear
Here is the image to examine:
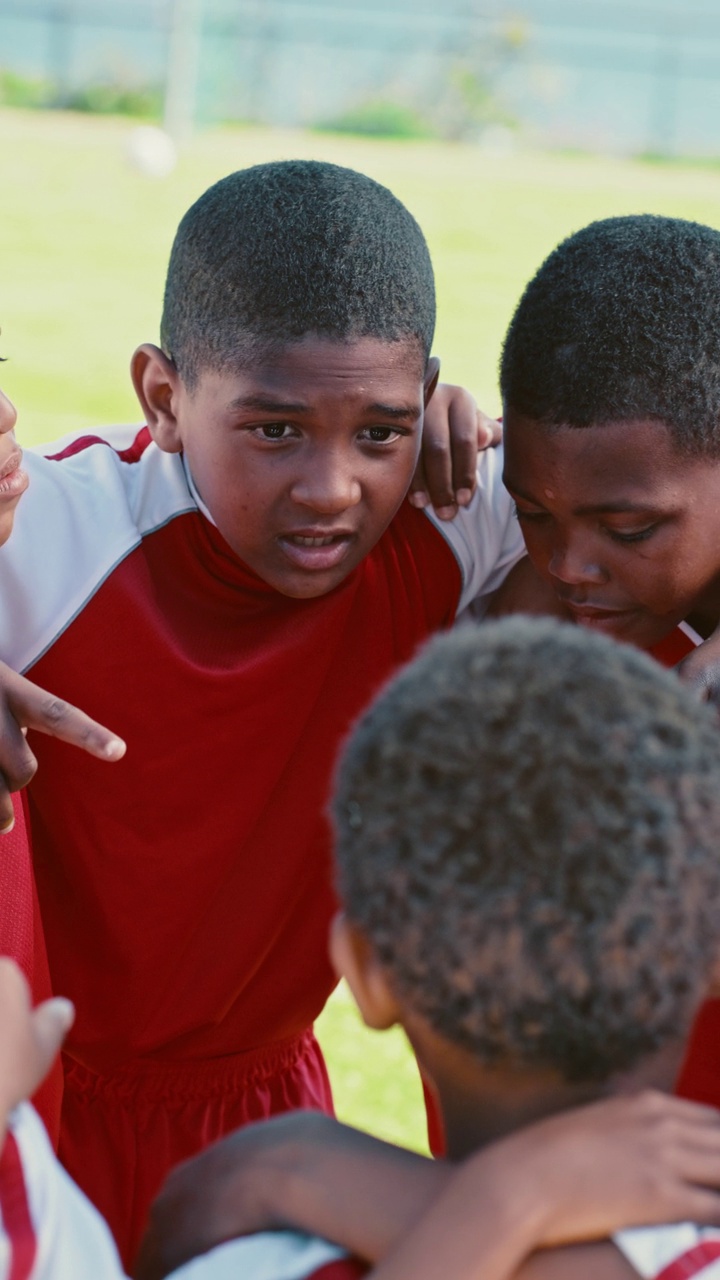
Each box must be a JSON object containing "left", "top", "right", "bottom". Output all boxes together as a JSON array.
[
  {"left": 131, "top": 344, "right": 184, "bottom": 454},
  {"left": 423, "top": 356, "right": 440, "bottom": 407},
  {"left": 329, "top": 913, "right": 401, "bottom": 1032}
]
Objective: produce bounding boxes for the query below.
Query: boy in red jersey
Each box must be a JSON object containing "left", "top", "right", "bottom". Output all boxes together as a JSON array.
[
  {"left": 0, "top": 161, "right": 528, "bottom": 1265},
  {"left": 137, "top": 620, "right": 720, "bottom": 1280},
  {"left": 494, "top": 215, "right": 720, "bottom": 1113},
  {"left": 0, "top": 379, "right": 125, "bottom": 1146},
  {"left": 4, "top": 954, "right": 720, "bottom": 1280}
]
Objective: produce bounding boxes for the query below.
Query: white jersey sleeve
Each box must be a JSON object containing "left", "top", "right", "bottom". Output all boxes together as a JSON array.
[
  {"left": 1, "top": 428, "right": 195, "bottom": 673},
  {"left": 0, "top": 1102, "right": 126, "bottom": 1280},
  {"left": 614, "top": 1222, "right": 720, "bottom": 1278},
  {"left": 423, "top": 444, "right": 524, "bottom": 615},
  {"left": 169, "top": 1231, "right": 360, "bottom": 1280}
]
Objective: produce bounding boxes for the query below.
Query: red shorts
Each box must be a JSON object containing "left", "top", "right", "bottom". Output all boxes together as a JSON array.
[{"left": 58, "top": 1029, "right": 333, "bottom": 1270}]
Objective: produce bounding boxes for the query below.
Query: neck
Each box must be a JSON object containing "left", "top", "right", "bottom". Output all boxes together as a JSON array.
[{"left": 418, "top": 1033, "right": 688, "bottom": 1161}]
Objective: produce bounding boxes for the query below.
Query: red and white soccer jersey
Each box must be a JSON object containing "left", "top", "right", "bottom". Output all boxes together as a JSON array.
[
  {"left": 170, "top": 1233, "right": 366, "bottom": 1280},
  {"left": 0, "top": 427, "right": 522, "bottom": 1263},
  {"left": 0, "top": 1104, "right": 363, "bottom": 1280},
  {"left": 644, "top": 619, "right": 720, "bottom": 1111},
  {"left": 0, "top": 801, "right": 62, "bottom": 1148},
  {"left": 614, "top": 1223, "right": 720, "bottom": 1279},
  {"left": 0, "top": 1103, "right": 125, "bottom": 1279}
]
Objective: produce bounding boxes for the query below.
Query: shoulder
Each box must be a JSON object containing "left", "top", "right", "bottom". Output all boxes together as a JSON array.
[
  {"left": 422, "top": 445, "right": 525, "bottom": 613},
  {"left": 0, "top": 427, "right": 196, "bottom": 672},
  {"left": 168, "top": 1230, "right": 367, "bottom": 1280},
  {"left": 0, "top": 1103, "right": 126, "bottom": 1279},
  {"left": 614, "top": 1222, "right": 720, "bottom": 1279}
]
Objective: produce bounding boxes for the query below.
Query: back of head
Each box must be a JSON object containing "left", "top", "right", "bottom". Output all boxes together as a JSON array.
[
  {"left": 161, "top": 160, "right": 436, "bottom": 386},
  {"left": 333, "top": 619, "right": 720, "bottom": 1083},
  {"left": 500, "top": 214, "right": 720, "bottom": 455}
]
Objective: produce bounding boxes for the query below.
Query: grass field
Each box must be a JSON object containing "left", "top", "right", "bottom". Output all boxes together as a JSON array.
[{"left": 6, "top": 107, "right": 720, "bottom": 1153}]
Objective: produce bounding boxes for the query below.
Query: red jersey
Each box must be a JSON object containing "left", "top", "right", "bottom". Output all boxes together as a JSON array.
[
  {"left": 0, "top": 426, "right": 522, "bottom": 1258},
  {"left": 0, "top": 800, "right": 61, "bottom": 1146},
  {"left": 645, "top": 620, "right": 720, "bottom": 1109}
]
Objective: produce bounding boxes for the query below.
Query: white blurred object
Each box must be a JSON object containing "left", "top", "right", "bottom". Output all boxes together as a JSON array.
[{"left": 126, "top": 126, "right": 178, "bottom": 178}]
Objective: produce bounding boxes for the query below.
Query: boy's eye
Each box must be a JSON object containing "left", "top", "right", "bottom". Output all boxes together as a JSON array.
[
  {"left": 606, "top": 524, "right": 659, "bottom": 545},
  {"left": 359, "top": 426, "right": 402, "bottom": 444},
  {"left": 252, "top": 423, "right": 297, "bottom": 441},
  {"left": 513, "top": 503, "right": 547, "bottom": 522}
]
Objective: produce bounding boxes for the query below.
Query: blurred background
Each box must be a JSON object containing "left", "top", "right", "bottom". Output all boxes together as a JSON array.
[{"left": 3, "top": 0, "right": 720, "bottom": 1154}]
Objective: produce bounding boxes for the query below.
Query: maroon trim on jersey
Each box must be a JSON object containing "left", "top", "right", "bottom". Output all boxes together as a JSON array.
[
  {"left": 46, "top": 425, "right": 152, "bottom": 464},
  {"left": 310, "top": 1258, "right": 368, "bottom": 1280},
  {"left": 654, "top": 1241, "right": 720, "bottom": 1279},
  {"left": 0, "top": 1131, "right": 37, "bottom": 1280}
]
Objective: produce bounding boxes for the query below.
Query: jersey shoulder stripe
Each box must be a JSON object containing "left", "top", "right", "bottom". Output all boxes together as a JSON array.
[
  {"left": 170, "top": 1231, "right": 357, "bottom": 1280},
  {"left": 1, "top": 427, "right": 196, "bottom": 673},
  {"left": 615, "top": 1224, "right": 720, "bottom": 1279},
  {"left": 0, "top": 1128, "right": 37, "bottom": 1280},
  {"left": 423, "top": 445, "right": 525, "bottom": 613}
]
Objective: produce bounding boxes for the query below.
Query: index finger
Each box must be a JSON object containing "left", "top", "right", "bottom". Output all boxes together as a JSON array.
[{"left": 6, "top": 671, "right": 125, "bottom": 762}]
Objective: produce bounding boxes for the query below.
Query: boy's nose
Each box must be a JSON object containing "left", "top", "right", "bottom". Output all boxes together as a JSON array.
[
  {"left": 548, "top": 538, "right": 606, "bottom": 587},
  {"left": 290, "top": 461, "right": 362, "bottom": 514},
  {"left": 0, "top": 390, "right": 17, "bottom": 436}
]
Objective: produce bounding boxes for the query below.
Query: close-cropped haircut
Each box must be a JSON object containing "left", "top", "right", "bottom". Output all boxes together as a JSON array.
[
  {"left": 333, "top": 619, "right": 720, "bottom": 1083},
  {"left": 160, "top": 160, "right": 436, "bottom": 386},
  {"left": 500, "top": 214, "right": 720, "bottom": 456}
]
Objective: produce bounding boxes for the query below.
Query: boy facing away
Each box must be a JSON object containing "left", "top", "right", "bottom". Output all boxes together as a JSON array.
[
  {"left": 0, "top": 160, "right": 526, "bottom": 1262},
  {"left": 139, "top": 618, "right": 720, "bottom": 1280},
  {"left": 5, "top": 623, "right": 720, "bottom": 1279}
]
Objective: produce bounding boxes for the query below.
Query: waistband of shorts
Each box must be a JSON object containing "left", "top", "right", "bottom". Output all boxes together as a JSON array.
[{"left": 62, "top": 1027, "right": 321, "bottom": 1102}]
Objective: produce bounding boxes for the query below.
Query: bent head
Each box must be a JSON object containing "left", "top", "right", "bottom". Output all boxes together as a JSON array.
[
  {"left": 134, "top": 160, "right": 437, "bottom": 598},
  {"left": 0, "top": 382, "right": 25, "bottom": 548},
  {"left": 332, "top": 620, "right": 720, "bottom": 1095},
  {"left": 501, "top": 215, "right": 720, "bottom": 648}
]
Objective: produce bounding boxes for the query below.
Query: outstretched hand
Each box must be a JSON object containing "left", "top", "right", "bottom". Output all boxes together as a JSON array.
[
  {"left": 0, "top": 958, "right": 73, "bottom": 1142},
  {"left": 0, "top": 659, "right": 126, "bottom": 832},
  {"left": 411, "top": 383, "right": 501, "bottom": 520}
]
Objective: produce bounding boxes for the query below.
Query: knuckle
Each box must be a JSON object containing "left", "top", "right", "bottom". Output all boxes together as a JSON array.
[{"left": 42, "top": 697, "right": 70, "bottom": 727}]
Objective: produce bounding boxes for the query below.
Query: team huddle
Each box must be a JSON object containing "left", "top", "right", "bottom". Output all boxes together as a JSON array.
[{"left": 2, "top": 160, "right": 720, "bottom": 1280}]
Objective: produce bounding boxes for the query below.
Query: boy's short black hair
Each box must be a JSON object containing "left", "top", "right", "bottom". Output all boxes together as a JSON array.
[
  {"left": 500, "top": 214, "right": 720, "bottom": 456},
  {"left": 161, "top": 160, "right": 436, "bottom": 386},
  {"left": 333, "top": 619, "right": 720, "bottom": 1084}
]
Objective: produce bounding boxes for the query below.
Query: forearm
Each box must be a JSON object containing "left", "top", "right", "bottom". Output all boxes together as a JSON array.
[
  {"left": 370, "top": 1152, "right": 544, "bottom": 1280},
  {"left": 250, "top": 1117, "right": 450, "bottom": 1262}
]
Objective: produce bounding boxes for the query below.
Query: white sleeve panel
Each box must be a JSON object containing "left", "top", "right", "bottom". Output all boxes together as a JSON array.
[
  {"left": 0, "top": 435, "right": 195, "bottom": 673},
  {"left": 423, "top": 445, "right": 525, "bottom": 615},
  {"left": 614, "top": 1223, "right": 720, "bottom": 1278},
  {"left": 169, "top": 1231, "right": 349, "bottom": 1280},
  {"left": 0, "top": 1103, "right": 127, "bottom": 1280}
]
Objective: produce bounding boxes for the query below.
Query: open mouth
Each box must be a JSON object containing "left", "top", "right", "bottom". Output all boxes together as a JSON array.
[{"left": 279, "top": 531, "right": 354, "bottom": 571}]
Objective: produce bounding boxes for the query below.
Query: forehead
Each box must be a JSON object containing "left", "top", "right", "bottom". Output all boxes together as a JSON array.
[
  {"left": 196, "top": 335, "right": 426, "bottom": 405},
  {"left": 503, "top": 411, "right": 718, "bottom": 504}
]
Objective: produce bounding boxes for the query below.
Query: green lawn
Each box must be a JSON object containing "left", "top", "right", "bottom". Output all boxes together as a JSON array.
[{"left": 5, "top": 107, "right": 720, "bottom": 1152}]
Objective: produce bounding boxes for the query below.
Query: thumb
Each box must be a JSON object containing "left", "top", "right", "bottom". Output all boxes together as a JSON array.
[{"left": 29, "top": 998, "right": 74, "bottom": 1092}]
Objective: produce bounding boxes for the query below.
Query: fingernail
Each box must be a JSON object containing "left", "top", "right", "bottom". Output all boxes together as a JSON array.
[
  {"left": 435, "top": 505, "right": 457, "bottom": 521},
  {"left": 456, "top": 489, "right": 473, "bottom": 507},
  {"left": 0, "top": 816, "right": 15, "bottom": 836},
  {"left": 103, "top": 738, "right": 126, "bottom": 760},
  {"left": 408, "top": 492, "right": 429, "bottom": 509},
  {"left": 48, "top": 997, "right": 75, "bottom": 1030}
]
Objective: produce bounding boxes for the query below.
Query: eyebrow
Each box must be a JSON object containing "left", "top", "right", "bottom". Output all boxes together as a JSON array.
[
  {"left": 229, "top": 395, "right": 309, "bottom": 414},
  {"left": 505, "top": 481, "right": 663, "bottom": 515},
  {"left": 229, "top": 395, "right": 421, "bottom": 421}
]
